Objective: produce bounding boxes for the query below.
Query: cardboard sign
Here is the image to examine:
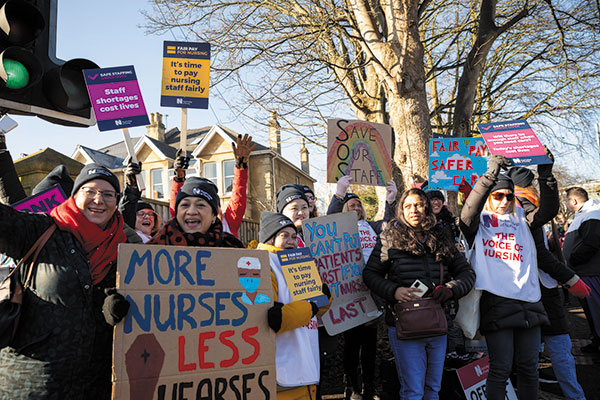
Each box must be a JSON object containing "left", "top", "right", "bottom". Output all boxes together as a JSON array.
[
  {"left": 477, "top": 120, "right": 552, "bottom": 166},
  {"left": 11, "top": 185, "right": 67, "bottom": 213},
  {"left": 112, "top": 244, "right": 276, "bottom": 400},
  {"left": 456, "top": 356, "right": 517, "bottom": 400},
  {"left": 277, "top": 247, "right": 328, "bottom": 307},
  {"left": 161, "top": 41, "right": 210, "bottom": 109},
  {"left": 327, "top": 119, "right": 393, "bottom": 187},
  {"left": 84, "top": 65, "right": 150, "bottom": 131},
  {"left": 428, "top": 137, "right": 488, "bottom": 191},
  {"left": 302, "top": 213, "right": 379, "bottom": 335}
]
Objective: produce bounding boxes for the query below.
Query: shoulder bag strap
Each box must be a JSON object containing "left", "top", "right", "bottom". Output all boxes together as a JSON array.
[
  {"left": 439, "top": 263, "right": 444, "bottom": 286},
  {"left": 6, "top": 223, "right": 57, "bottom": 286}
]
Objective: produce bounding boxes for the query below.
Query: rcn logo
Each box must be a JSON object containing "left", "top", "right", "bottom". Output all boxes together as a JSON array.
[
  {"left": 475, "top": 365, "right": 483, "bottom": 377},
  {"left": 115, "top": 120, "right": 123, "bottom": 126},
  {"left": 482, "top": 214, "right": 499, "bottom": 228},
  {"left": 176, "top": 98, "right": 183, "bottom": 104}
]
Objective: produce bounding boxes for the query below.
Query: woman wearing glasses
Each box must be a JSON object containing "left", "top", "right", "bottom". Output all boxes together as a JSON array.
[
  {"left": 0, "top": 163, "right": 135, "bottom": 399},
  {"left": 459, "top": 155, "right": 551, "bottom": 400}
]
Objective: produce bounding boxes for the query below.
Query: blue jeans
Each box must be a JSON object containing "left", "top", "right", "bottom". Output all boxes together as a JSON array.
[
  {"left": 544, "top": 334, "right": 586, "bottom": 400},
  {"left": 485, "top": 327, "right": 540, "bottom": 400},
  {"left": 388, "top": 327, "right": 447, "bottom": 400}
]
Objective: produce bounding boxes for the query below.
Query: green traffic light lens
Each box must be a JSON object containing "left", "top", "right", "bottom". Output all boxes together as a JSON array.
[{"left": 3, "top": 58, "right": 29, "bottom": 89}]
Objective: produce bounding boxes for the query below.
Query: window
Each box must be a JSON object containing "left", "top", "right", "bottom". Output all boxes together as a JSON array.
[
  {"left": 223, "top": 160, "right": 235, "bottom": 194},
  {"left": 203, "top": 162, "right": 217, "bottom": 187},
  {"left": 151, "top": 169, "right": 163, "bottom": 199}
]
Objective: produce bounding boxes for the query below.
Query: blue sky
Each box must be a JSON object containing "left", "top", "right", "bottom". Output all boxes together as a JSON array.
[
  {"left": 5, "top": 0, "right": 308, "bottom": 167},
  {"left": 3, "top": 0, "right": 596, "bottom": 186}
]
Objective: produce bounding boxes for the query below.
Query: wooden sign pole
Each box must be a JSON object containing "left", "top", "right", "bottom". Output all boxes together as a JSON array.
[{"left": 121, "top": 128, "right": 145, "bottom": 192}]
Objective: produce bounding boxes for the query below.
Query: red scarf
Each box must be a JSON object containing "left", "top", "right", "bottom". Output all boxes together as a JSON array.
[{"left": 50, "top": 197, "right": 127, "bottom": 284}]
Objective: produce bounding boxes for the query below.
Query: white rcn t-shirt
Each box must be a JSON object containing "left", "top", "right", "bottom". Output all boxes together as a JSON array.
[{"left": 473, "top": 207, "right": 540, "bottom": 302}]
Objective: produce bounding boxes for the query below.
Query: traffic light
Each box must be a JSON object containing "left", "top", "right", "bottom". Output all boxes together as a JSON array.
[{"left": 0, "top": 0, "right": 99, "bottom": 127}]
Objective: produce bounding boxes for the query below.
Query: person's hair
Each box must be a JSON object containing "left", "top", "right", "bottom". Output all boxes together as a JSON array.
[
  {"left": 342, "top": 198, "right": 366, "bottom": 220},
  {"left": 566, "top": 187, "right": 588, "bottom": 203},
  {"left": 514, "top": 184, "right": 539, "bottom": 208},
  {"left": 383, "top": 189, "right": 455, "bottom": 263},
  {"left": 484, "top": 189, "right": 516, "bottom": 214},
  {"left": 310, "top": 209, "right": 319, "bottom": 218}
]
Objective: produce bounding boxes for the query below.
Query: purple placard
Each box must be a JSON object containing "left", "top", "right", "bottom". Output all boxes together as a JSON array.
[
  {"left": 476, "top": 119, "right": 551, "bottom": 166},
  {"left": 12, "top": 185, "right": 67, "bottom": 213},
  {"left": 83, "top": 65, "right": 150, "bottom": 131}
]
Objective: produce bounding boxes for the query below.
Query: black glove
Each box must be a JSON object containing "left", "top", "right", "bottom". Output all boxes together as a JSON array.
[
  {"left": 174, "top": 148, "right": 190, "bottom": 170},
  {"left": 537, "top": 145, "right": 554, "bottom": 179},
  {"left": 322, "top": 283, "right": 332, "bottom": 301},
  {"left": 309, "top": 301, "right": 318, "bottom": 318},
  {"left": 267, "top": 301, "right": 284, "bottom": 333},
  {"left": 431, "top": 285, "right": 453, "bottom": 304},
  {"left": 102, "top": 288, "right": 130, "bottom": 326},
  {"left": 124, "top": 158, "right": 142, "bottom": 187},
  {"left": 486, "top": 155, "right": 512, "bottom": 177}
]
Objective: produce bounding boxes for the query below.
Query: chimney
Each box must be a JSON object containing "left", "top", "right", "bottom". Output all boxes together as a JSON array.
[
  {"left": 146, "top": 112, "right": 166, "bottom": 142},
  {"left": 300, "top": 137, "right": 309, "bottom": 174},
  {"left": 268, "top": 111, "right": 281, "bottom": 155}
]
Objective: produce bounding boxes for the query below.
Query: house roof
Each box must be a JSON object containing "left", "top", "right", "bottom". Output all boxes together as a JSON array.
[
  {"left": 75, "top": 145, "right": 125, "bottom": 169},
  {"left": 145, "top": 136, "right": 179, "bottom": 159}
]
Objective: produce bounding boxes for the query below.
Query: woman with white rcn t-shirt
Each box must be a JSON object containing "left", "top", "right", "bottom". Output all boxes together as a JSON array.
[{"left": 460, "top": 155, "right": 550, "bottom": 400}]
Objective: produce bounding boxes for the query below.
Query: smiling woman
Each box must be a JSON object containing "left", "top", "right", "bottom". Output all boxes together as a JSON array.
[
  {"left": 149, "top": 177, "right": 243, "bottom": 248},
  {"left": 0, "top": 162, "right": 140, "bottom": 399}
]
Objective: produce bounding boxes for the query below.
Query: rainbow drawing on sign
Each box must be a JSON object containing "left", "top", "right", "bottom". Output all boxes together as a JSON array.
[{"left": 327, "top": 120, "right": 393, "bottom": 186}]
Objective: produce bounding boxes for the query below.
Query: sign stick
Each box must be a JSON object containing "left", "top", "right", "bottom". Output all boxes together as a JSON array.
[
  {"left": 121, "top": 128, "right": 145, "bottom": 192},
  {"left": 180, "top": 107, "right": 188, "bottom": 152}
]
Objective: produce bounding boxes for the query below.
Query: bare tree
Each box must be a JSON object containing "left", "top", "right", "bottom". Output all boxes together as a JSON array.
[{"left": 143, "top": 0, "right": 600, "bottom": 187}]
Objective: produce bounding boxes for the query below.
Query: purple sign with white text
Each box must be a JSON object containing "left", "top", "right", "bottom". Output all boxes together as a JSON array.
[
  {"left": 83, "top": 65, "right": 150, "bottom": 131},
  {"left": 477, "top": 119, "right": 551, "bottom": 166},
  {"left": 12, "top": 185, "right": 67, "bottom": 213}
]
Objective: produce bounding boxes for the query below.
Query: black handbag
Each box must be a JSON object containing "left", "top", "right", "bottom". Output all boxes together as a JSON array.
[
  {"left": 0, "top": 224, "right": 56, "bottom": 348},
  {"left": 393, "top": 263, "right": 448, "bottom": 340}
]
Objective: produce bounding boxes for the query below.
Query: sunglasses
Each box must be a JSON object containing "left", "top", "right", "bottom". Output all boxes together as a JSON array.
[{"left": 491, "top": 192, "right": 515, "bottom": 201}]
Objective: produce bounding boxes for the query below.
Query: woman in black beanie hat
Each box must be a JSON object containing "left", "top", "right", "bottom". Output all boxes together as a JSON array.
[
  {"left": 276, "top": 184, "right": 310, "bottom": 247},
  {"left": 459, "top": 155, "right": 553, "bottom": 400},
  {"left": 257, "top": 211, "right": 331, "bottom": 399},
  {"left": 427, "top": 190, "right": 460, "bottom": 246},
  {"left": 150, "top": 177, "right": 243, "bottom": 248},
  {"left": 0, "top": 162, "right": 136, "bottom": 399}
]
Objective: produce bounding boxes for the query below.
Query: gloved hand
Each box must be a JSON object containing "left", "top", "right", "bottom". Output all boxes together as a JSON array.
[
  {"left": 322, "top": 283, "right": 332, "bottom": 302},
  {"left": 336, "top": 175, "right": 352, "bottom": 198},
  {"left": 102, "top": 288, "right": 130, "bottom": 326},
  {"left": 309, "top": 302, "right": 318, "bottom": 318},
  {"left": 568, "top": 279, "right": 590, "bottom": 298},
  {"left": 174, "top": 148, "right": 190, "bottom": 181},
  {"left": 486, "top": 155, "right": 512, "bottom": 177},
  {"left": 431, "top": 285, "right": 453, "bottom": 304},
  {"left": 458, "top": 180, "right": 473, "bottom": 200},
  {"left": 267, "top": 301, "right": 284, "bottom": 332},
  {"left": 537, "top": 145, "right": 554, "bottom": 179},
  {"left": 386, "top": 180, "right": 398, "bottom": 203},
  {"left": 124, "top": 157, "right": 142, "bottom": 187},
  {"left": 232, "top": 134, "right": 256, "bottom": 169}
]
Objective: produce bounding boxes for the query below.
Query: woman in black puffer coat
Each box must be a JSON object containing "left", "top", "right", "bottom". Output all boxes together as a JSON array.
[{"left": 364, "top": 188, "right": 474, "bottom": 400}]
